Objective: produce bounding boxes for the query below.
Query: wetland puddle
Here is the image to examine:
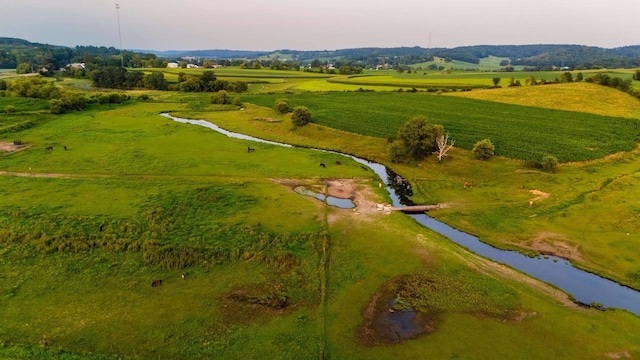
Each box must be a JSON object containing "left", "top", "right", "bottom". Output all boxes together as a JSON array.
[{"left": 293, "top": 186, "right": 355, "bottom": 209}]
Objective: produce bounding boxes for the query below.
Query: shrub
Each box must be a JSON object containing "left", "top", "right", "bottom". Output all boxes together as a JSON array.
[
  {"left": 274, "top": 98, "right": 290, "bottom": 114},
  {"left": 210, "top": 90, "right": 230, "bottom": 104},
  {"left": 291, "top": 106, "right": 311, "bottom": 126},
  {"left": 472, "top": 139, "right": 495, "bottom": 160},
  {"left": 389, "top": 142, "right": 407, "bottom": 163},
  {"left": 50, "top": 92, "right": 86, "bottom": 114},
  {"left": 232, "top": 97, "right": 242, "bottom": 107},
  {"left": 541, "top": 155, "right": 559, "bottom": 173},
  {"left": 4, "top": 105, "right": 16, "bottom": 114}
]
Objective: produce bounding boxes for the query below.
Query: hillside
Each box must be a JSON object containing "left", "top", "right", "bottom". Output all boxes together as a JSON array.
[{"left": 4, "top": 37, "right": 639, "bottom": 70}]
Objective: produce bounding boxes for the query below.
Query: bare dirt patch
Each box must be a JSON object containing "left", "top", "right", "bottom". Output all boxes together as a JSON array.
[
  {"left": 517, "top": 232, "right": 583, "bottom": 262},
  {"left": 273, "top": 178, "right": 393, "bottom": 224},
  {"left": 0, "top": 141, "right": 30, "bottom": 154},
  {"left": 606, "top": 350, "right": 632, "bottom": 359},
  {"left": 529, "top": 189, "right": 550, "bottom": 203},
  {"left": 220, "top": 283, "right": 294, "bottom": 325}
]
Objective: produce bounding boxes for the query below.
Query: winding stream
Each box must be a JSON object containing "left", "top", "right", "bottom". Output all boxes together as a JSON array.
[{"left": 161, "top": 113, "right": 640, "bottom": 316}]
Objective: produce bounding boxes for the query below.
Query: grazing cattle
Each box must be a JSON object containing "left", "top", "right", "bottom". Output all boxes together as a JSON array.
[
  {"left": 63, "top": 146, "right": 67, "bottom": 151},
  {"left": 99, "top": 224, "right": 104, "bottom": 232},
  {"left": 464, "top": 181, "right": 472, "bottom": 189},
  {"left": 335, "top": 160, "right": 341, "bottom": 165},
  {"left": 45, "top": 146, "right": 53, "bottom": 151},
  {"left": 320, "top": 163, "right": 326, "bottom": 168},
  {"left": 360, "top": 165, "right": 368, "bottom": 171},
  {"left": 529, "top": 200, "right": 534, "bottom": 207},
  {"left": 151, "top": 279, "right": 163, "bottom": 287},
  {"left": 247, "top": 147, "right": 255, "bottom": 153},
  {"left": 181, "top": 273, "right": 186, "bottom": 280}
]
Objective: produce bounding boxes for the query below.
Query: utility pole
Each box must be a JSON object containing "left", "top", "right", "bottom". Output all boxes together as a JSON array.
[{"left": 116, "top": 3, "right": 124, "bottom": 68}]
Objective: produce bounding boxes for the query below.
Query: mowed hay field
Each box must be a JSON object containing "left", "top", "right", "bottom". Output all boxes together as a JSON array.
[
  {"left": 1, "top": 69, "right": 640, "bottom": 358},
  {"left": 449, "top": 81, "right": 640, "bottom": 119}
]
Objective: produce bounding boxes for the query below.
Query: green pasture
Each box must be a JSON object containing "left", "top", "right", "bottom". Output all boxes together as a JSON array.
[
  {"left": 241, "top": 91, "right": 640, "bottom": 162},
  {"left": 411, "top": 55, "right": 527, "bottom": 71},
  {"left": 1, "top": 70, "right": 640, "bottom": 358},
  {"left": 161, "top": 67, "right": 332, "bottom": 79},
  {"left": 179, "top": 96, "right": 640, "bottom": 290}
]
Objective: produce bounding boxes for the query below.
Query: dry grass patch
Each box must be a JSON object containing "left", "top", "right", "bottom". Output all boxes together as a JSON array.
[{"left": 449, "top": 82, "right": 640, "bottom": 119}]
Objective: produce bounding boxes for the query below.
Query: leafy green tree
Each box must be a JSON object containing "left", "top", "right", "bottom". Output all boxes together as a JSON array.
[
  {"left": 389, "top": 142, "right": 407, "bottom": 163},
  {"left": 125, "top": 70, "right": 144, "bottom": 88},
  {"left": 291, "top": 106, "right": 311, "bottom": 126},
  {"left": 179, "top": 77, "right": 202, "bottom": 92},
  {"left": 274, "top": 98, "right": 290, "bottom": 114},
  {"left": 492, "top": 77, "right": 501, "bottom": 88},
  {"left": 472, "top": 139, "right": 495, "bottom": 160},
  {"left": 560, "top": 72, "right": 573, "bottom": 83},
  {"left": 232, "top": 81, "right": 248, "bottom": 92},
  {"left": 16, "top": 63, "right": 32, "bottom": 74},
  {"left": 634, "top": 70, "right": 640, "bottom": 81},
  {"left": 10, "top": 76, "right": 60, "bottom": 99},
  {"left": 576, "top": 72, "right": 584, "bottom": 82},
  {"left": 200, "top": 71, "right": 217, "bottom": 91},
  {"left": 0, "top": 79, "right": 7, "bottom": 91},
  {"left": 397, "top": 115, "right": 438, "bottom": 160},
  {"left": 91, "top": 66, "right": 127, "bottom": 89},
  {"left": 541, "top": 155, "right": 559, "bottom": 173},
  {"left": 142, "top": 72, "right": 168, "bottom": 90}
]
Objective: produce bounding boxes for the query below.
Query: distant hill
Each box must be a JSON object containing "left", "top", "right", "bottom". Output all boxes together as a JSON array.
[
  {"left": 142, "top": 49, "right": 271, "bottom": 59},
  {"left": 145, "top": 44, "right": 640, "bottom": 69},
  {"left": 0, "top": 38, "right": 158, "bottom": 70},
  {"left": 2, "top": 37, "right": 640, "bottom": 70}
]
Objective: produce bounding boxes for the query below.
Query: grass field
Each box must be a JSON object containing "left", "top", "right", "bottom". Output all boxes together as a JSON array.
[{"left": 1, "top": 69, "right": 640, "bottom": 359}]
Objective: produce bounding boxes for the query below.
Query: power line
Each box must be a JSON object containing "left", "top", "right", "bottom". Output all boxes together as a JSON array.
[{"left": 116, "top": 3, "right": 124, "bottom": 68}]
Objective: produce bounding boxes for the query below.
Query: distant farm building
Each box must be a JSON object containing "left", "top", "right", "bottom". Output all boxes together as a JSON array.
[
  {"left": 166, "top": 62, "right": 179, "bottom": 68},
  {"left": 66, "top": 63, "right": 86, "bottom": 70}
]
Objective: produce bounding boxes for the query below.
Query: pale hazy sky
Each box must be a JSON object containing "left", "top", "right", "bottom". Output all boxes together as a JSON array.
[{"left": 2, "top": 0, "right": 638, "bottom": 51}]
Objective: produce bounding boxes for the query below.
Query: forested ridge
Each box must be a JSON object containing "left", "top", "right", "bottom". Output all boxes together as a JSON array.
[{"left": 2, "top": 37, "right": 640, "bottom": 70}]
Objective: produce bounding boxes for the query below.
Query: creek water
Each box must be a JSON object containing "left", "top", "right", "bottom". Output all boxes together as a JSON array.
[
  {"left": 161, "top": 113, "right": 640, "bottom": 316},
  {"left": 293, "top": 186, "right": 356, "bottom": 209}
]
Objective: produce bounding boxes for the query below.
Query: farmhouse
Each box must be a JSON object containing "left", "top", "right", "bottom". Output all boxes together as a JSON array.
[{"left": 66, "top": 63, "right": 85, "bottom": 70}]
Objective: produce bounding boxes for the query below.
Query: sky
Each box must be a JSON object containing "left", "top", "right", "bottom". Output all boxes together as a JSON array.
[{"left": 2, "top": 0, "right": 639, "bottom": 51}]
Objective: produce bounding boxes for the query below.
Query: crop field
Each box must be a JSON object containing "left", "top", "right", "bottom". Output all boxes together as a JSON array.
[
  {"left": 1, "top": 68, "right": 640, "bottom": 359},
  {"left": 450, "top": 82, "right": 640, "bottom": 119},
  {"left": 241, "top": 91, "right": 640, "bottom": 162}
]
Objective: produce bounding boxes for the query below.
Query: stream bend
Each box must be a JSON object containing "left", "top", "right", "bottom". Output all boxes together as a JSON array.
[{"left": 161, "top": 113, "right": 640, "bottom": 316}]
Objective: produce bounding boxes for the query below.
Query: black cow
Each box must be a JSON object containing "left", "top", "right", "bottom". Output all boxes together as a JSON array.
[{"left": 151, "top": 279, "right": 163, "bottom": 287}]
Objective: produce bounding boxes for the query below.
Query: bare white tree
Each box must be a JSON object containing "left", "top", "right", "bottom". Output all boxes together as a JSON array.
[{"left": 434, "top": 133, "right": 455, "bottom": 162}]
